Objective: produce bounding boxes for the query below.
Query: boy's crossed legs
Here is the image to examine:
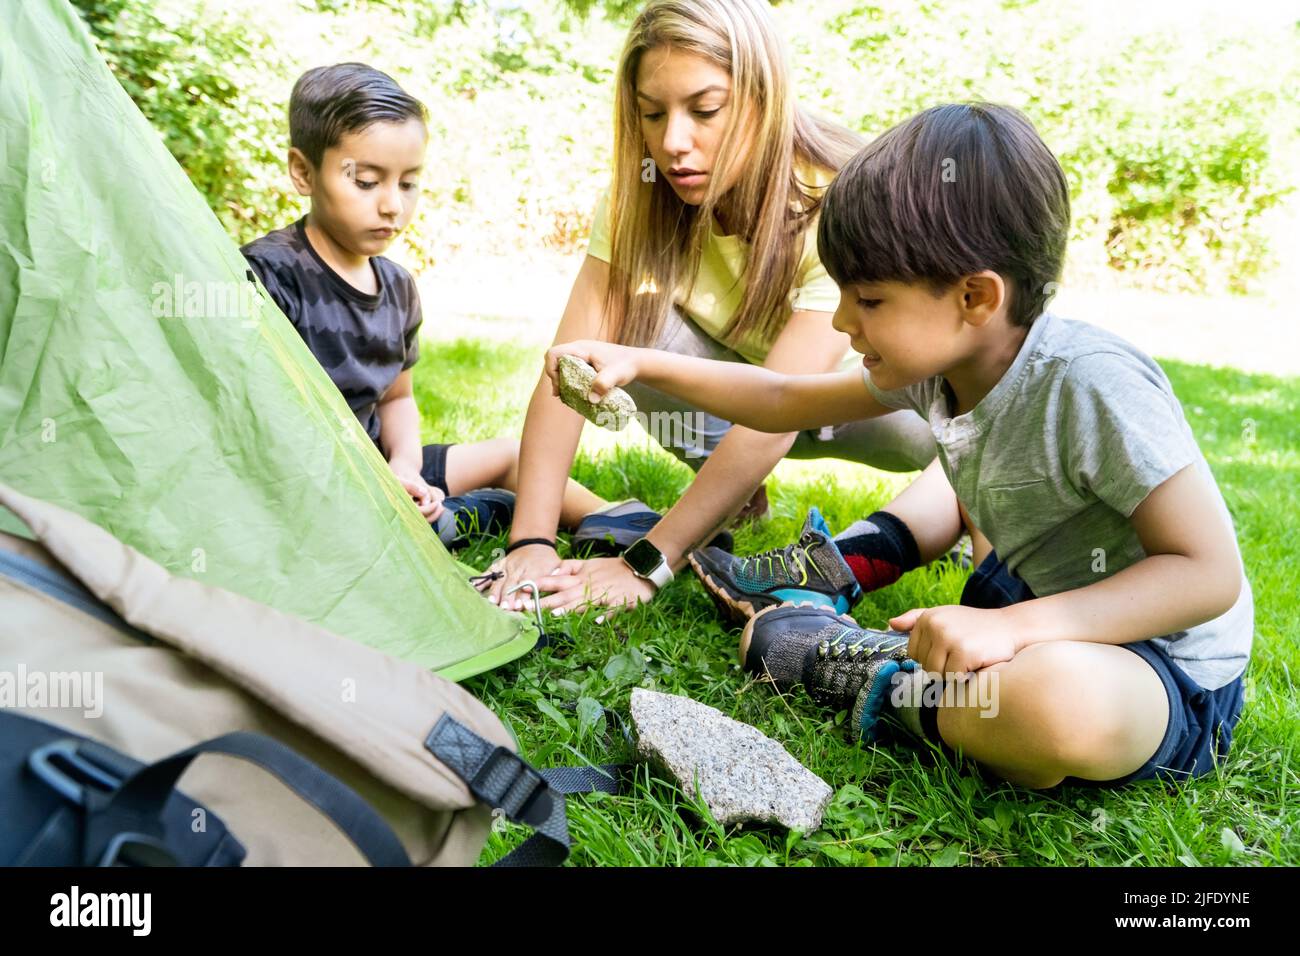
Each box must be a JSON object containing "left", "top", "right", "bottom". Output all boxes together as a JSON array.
[
  {"left": 435, "top": 437, "right": 605, "bottom": 528},
  {"left": 934, "top": 640, "right": 1168, "bottom": 788},
  {"left": 698, "top": 458, "right": 1176, "bottom": 789},
  {"left": 417, "top": 438, "right": 609, "bottom": 550},
  {"left": 736, "top": 597, "right": 1170, "bottom": 789}
]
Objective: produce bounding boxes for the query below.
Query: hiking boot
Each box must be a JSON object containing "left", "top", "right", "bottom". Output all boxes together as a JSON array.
[
  {"left": 688, "top": 507, "right": 861, "bottom": 625},
  {"left": 741, "top": 603, "right": 915, "bottom": 740},
  {"left": 572, "top": 499, "right": 733, "bottom": 558},
  {"left": 434, "top": 488, "right": 515, "bottom": 549}
]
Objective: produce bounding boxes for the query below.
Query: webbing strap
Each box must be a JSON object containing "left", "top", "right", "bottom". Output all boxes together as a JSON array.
[
  {"left": 425, "top": 714, "right": 624, "bottom": 867},
  {"left": 84, "top": 732, "right": 411, "bottom": 867}
]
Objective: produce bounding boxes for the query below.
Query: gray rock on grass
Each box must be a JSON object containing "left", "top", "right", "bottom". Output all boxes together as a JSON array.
[
  {"left": 555, "top": 354, "right": 637, "bottom": 431},
  {"left": 630, "top": 688, "right": 832, "bottom": 832}
]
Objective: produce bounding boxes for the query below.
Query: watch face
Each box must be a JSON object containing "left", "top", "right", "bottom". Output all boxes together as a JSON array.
[{"left": 623, "top": 538, "right": 664, "bottom": 577}]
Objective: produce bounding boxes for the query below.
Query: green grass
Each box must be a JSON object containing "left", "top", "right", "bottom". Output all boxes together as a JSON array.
[{"left": 413, "top": 337, "right": 1300, "bottom": 866}]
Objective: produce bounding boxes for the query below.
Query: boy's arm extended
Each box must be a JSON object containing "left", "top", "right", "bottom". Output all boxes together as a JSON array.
[
  {"left": 894, "top": 465, "right": 1244, "bottom": 677},
  {"left": 545, "top": 339, "right": 895, "bottom": 432}
]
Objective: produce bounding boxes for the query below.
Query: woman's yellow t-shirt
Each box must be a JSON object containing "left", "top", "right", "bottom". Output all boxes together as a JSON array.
[{"left": 585, "top": 165, "right": 844, "bottom": 366}]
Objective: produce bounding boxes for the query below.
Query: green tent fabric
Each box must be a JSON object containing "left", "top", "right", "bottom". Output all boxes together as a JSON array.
[{"left": 0, "top": 0, "right": 537, "bottom": 679}]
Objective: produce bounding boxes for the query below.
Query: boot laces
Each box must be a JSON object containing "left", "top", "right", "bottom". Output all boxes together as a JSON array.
[
  {"left": 817, "top": 628, "right": 905, "bottom": 661},
  {"left": 738, "top": 532, "right": 820, "bottom": 585}
]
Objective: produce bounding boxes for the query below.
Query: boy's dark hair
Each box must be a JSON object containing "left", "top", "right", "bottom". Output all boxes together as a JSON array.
[
  {"left": 289, "top": 63, "right": 428, "bottom": 168},
  {"left": 818, "top": 103, "right": 1070, "bottom": 328}
]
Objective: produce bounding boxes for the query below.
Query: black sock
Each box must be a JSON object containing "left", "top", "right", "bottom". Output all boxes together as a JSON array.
[{"left": 833, "top": 510, "right": 922, "bottom": 592}]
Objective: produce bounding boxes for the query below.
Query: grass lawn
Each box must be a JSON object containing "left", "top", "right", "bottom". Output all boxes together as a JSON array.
[{"left": 413, "top": 336, "right": 1299, "bottom": 867}]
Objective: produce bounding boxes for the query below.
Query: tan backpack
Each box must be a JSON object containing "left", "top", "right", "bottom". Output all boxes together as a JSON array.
[{"left": 0, "top": 483, "right": 611, "bottom": 866}]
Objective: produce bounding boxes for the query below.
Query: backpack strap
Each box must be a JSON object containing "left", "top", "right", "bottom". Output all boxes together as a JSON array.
[
  {"left": 425, "top": 714, "right": 624, "bottom": 867},
  {"left": 79, "top": 732, "right": 412, "bottom": 867}
]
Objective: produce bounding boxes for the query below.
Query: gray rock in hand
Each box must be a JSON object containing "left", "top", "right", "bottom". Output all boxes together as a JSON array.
[{"left": 555, "top": 354, "right": 637, "bottom": 432}]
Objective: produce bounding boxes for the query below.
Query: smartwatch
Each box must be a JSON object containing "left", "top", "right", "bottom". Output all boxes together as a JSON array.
[{"left": 621, "top": 537, "right": 674, "bottom": 590}]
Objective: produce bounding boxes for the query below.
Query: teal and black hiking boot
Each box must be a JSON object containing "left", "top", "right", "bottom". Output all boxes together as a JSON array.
[
  {"left": 740, "top": 603, "right": 915, "bottom": 742},
  {"left": 688, "top": 507, "right": 862, "bottom": 626}
]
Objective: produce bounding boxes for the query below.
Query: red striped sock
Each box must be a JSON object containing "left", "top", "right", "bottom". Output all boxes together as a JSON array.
[{"left": 834, "top": 510, "right": 921, "bottom": 593}]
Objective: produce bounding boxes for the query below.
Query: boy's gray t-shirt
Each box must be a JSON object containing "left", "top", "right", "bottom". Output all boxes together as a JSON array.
[{"left": 864, "top": 311, "right": 1252, "bottom": 690}]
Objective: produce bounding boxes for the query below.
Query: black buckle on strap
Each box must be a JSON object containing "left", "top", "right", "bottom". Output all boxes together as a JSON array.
[
  {"left": 28, "top": 740, "right": 124, "bottom": 807},
  {"left": 469, "top": 747, "right": 552, "bottom": 827},
  {"left": 98, "top": 832, "right": 178, "bottom": 867}
]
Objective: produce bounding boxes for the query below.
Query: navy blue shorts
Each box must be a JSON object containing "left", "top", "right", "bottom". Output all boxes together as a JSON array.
[
  {"left": 419, "top": 442, "right": 454, "bottom": 495},
  {"left": 960, "top": 551, "right": 1246, "bottom": 787}
]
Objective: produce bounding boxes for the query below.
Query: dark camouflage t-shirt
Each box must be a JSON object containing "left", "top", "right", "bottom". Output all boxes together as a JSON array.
[{"left": 241, "top": 217, "right": 422, "bottom": 444}]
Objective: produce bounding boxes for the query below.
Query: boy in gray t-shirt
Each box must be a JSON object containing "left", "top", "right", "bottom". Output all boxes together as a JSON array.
[
  {"left": 861, "top": 309, "right": 1252, "bottom": 695},
  {"left": 544, "top": 103, "right": 1251, "bottom": 790}
]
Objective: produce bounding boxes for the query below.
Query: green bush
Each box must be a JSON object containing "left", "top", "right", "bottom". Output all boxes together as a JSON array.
[
  {"left": 70, "top": 0, "right": 301, "bottom": 243},
  {"left": 795, "top": 0, "right": 1299, "bottom": 293},
  {"left": 72, "top": 0, "right": 1299, "bottom": 293}
]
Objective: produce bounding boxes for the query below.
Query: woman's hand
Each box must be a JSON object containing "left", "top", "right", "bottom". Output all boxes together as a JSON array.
[
  {"left": 545, "top": 340, "right": 644, "bottom": 400},
  {"left": 486, "top": 543, "right": 575, "bottom": 611},
  {"left": 535, "top": 556, "right": 657, "bottom": 620}
]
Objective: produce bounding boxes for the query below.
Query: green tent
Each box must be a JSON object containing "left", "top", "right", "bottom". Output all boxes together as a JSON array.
[{"left": 0, "top": 0, "right": 537, "bottom": 679}]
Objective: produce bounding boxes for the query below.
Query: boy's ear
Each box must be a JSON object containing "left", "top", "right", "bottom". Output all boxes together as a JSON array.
[
  {"left": 956, "top": 271, "right": 1006, "bottom": 328},
  {"left": 287, "top": 147, "right": 315, "bottom": 197}
]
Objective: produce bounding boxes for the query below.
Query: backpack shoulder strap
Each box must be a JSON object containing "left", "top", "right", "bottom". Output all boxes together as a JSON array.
[{"left": 84, "top": 732, "right": 412, "bottom": 867}]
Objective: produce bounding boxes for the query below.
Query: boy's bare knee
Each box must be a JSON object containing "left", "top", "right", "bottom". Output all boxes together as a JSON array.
[
  {"left": 1002, "top": 642, "right": 1161, "bottom": 780},
  {"left": 930, "top": 641, "right": 1161, "bottom": 787},
  {"left": 960, "top": 643, "right": 1102, "bottom": 775}
]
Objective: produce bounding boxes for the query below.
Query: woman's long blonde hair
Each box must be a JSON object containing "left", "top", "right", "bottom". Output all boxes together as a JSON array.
[{"left": 603, "top": 0, "right": 862, "bottom": 349}]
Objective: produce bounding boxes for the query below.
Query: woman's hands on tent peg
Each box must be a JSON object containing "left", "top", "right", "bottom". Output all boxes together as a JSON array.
[
  {"left": 483, "top": 550, "right": 653, "bottom": 621},
  {"left": 535, "top": 557, "right": 656, "bottom": 620},
  {"left": 545, "top": 340, "right": 643, "bottom": 400},
  {"left": 485, "top": 546, "right": 572, "bottom": 611}
]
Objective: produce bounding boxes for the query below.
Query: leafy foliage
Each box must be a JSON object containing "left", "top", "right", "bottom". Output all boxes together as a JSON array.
[
  {"left": 71, "top": 0, "right": 1300, "bottom": 290},
  {"left": 70, "top": 0, "right": 300, "bottom": 240}
]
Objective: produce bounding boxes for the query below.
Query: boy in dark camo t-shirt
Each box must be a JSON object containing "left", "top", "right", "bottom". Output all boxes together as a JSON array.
[{"left": 242, "top": 63, "right": 606, "bottom": 550}]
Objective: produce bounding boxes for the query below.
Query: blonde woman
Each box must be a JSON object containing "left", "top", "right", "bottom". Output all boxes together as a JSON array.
[{"left": 488, "top": 0, "right": 934, "bottom": 613}]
